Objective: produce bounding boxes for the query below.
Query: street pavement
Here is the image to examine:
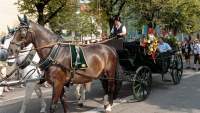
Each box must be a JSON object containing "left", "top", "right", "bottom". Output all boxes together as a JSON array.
[{"left": 0, "top": 68, "right": 200, "bottom": 113}]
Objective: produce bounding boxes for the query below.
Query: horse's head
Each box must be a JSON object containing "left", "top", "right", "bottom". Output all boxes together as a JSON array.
[{"left": 9, "top": 15, "right": 33, "bottom": 56}]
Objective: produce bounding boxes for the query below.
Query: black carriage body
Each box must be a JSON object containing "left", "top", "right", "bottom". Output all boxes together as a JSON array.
[
  {"left": 102, "top": 38, "right": 183, "bottom": 101},
  {"left": 117, "top": 41, "right": 170, "bottom": 74}
]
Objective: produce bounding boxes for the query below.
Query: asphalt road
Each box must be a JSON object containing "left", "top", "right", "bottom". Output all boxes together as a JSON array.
[{"left": 0, "top": 69, "right": 200, "bottom": 113}]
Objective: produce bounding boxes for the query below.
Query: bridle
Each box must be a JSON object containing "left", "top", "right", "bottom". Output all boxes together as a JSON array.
[{"left": 10, "top": 24, "right": 30, "bottom": 49}]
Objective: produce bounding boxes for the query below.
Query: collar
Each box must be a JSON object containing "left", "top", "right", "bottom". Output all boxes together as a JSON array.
[{"left": 38, "top": 38, "right": 63, "bottom": 70}]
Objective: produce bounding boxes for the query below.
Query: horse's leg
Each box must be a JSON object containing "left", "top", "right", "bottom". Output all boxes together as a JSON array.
[
  {"left": 50, "top": 79, "right": 65, "bottom": 113},
  {"left": 19, "top": 82, "right": 35, "bottom": 113},
  {"left": 79, "top": 84, "right": 86, "bottom": 107},
  {"left": 75, "top": 84, "right": 84, "bottom": 107},
  {"left": 60, "top": 87, "right": 68, "bottom": 113},
  {"left": 104, "top": 71, "right": 115, "bottom": 113},
  {"left": 76, "top": 82, "right": 91, "bottom": 107},
  {"left": 75, "top": 84, "right": 81, "bottom": 100},
  {"left": 34, "top": 84, "right": 46, "bottom": 113}
]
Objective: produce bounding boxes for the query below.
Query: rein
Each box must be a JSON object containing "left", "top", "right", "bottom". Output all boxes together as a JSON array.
[{"left": 19, "top": 42, "right": 62, "bottom": 53}]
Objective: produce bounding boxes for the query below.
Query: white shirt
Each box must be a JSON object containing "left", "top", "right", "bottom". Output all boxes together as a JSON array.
[
  {"left": 111, "top": 24, "right": 126, "bottom": 34},
  {"left": 196, "top": 43, "right": 200, "bottom": 54},
  {"left": 193, "top": 43, "right": 199, "bottom": 54}
]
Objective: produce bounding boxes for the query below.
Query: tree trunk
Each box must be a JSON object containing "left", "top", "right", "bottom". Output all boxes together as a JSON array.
[
  {"left": 35, "top": 3, "right": 45, "bottom": 26},
  {"left": 37, "top": 13, "right": 45, "bottom": 26}
]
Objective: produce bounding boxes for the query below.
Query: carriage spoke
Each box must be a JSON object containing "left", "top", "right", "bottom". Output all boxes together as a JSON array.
[{"left": 170, "top": 55, "right": 183, "bottom": 85}]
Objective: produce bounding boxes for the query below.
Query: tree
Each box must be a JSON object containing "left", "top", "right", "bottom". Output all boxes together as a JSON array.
[
  {"left": 89, "top": 0, "right": 127, "bottom": 31},
  {"left": 49, "top": 12, "right": 99, "bottom": 37},
  {"left": 160, "top": 0, "right": 200, "bottom": 34},
  {"left": 127, "top": 0, "right": 200, "bottom": 34},
  {"left": 16, "top": 0, "right": 73, "bottom": 26},
  {"left": 16, "top": 0, "right": 99, "bottom": 37}
]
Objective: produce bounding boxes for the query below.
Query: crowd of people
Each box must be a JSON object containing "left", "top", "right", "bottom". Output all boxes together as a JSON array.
[{"left": 182, "top": 35, "right": 200, "bottom": 71}]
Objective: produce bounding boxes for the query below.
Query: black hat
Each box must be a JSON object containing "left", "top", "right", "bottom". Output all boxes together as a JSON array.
[{"left": 113, "top": 16, "right": 121, "bottom": 22}]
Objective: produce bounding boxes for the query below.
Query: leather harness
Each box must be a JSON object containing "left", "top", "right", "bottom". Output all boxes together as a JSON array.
[{"left": 38, "top": 39, "right": 76, "bottom": 86}]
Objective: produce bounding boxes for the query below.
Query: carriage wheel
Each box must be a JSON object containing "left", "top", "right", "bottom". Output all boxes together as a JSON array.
[
  {"left": 132, "top": 66, "right": 152, "bottom": 101},
  {"left": 170, "top": 54, "right": 183, "bottom": 85}
]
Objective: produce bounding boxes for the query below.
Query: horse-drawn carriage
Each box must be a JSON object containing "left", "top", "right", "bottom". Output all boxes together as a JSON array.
[
  {"left": 0, "top": 15, "right": 183, "bottom": 113},
  {"left": 104, "top": 38, "right": 183, "bottom": 101}
]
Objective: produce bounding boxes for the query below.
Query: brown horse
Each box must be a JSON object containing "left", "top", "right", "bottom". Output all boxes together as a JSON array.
[{"left": 8, "top": 15, "right": 119, "bottom": 113}]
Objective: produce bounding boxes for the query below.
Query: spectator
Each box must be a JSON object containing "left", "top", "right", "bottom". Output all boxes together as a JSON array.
[
  {"left": 192, "top": 39, "right": 200, "bottom": 71},
  {"left": 158, "top": 38, "right": 172, "bottom": 53},
  {"left": 182, "top": 37, "right": 192, "bottom": 68}
]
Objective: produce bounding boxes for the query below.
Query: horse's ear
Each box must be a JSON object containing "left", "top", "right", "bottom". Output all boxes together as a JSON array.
[
  {"left": 24, "top": 15, "right": 29, "bottom": 25},
  {"left": 17, "top": 15, "right": 23, "bottom": 23},
  {"left": 7, "top": 26, "right": 11, "bottom": 33}
]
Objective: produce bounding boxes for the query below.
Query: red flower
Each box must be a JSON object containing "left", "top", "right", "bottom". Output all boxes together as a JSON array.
[{"left": 148, "top": 28, "right": 154, "bottom": 34}]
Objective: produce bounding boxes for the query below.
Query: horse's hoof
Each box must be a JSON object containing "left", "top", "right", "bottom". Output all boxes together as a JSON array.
[
  {"left": 104, "top": 104, "right": 112, "bottom": 113},
  {"left": 78, "top": 103, "right": 84, "bottom": 107}
]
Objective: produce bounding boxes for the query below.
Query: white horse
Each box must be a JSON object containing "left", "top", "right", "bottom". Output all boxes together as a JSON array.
[
  {"left": 4, "top": 33, "right": 46, "bottom": 113},
  {"left": 0, "top": 35, "right": 10, "bottom": 96},
  {"left": 16, "top": 44, "right": 46, "bottom": 113},
  {"left": 75, "top": 82, "right": 91, "bottom": 106}
]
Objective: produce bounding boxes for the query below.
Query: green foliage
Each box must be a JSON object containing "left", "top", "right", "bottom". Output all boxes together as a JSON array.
[
  {"left": 127, "top": 0, "right": 200, "bottom": 34},
  {"left": 88, "top": 0, "right": 127, "bottom": 31},
  {"left": 50, "top": 12, "right": 99, "bottom": 36},
  {"left": 16, "top": 0, "right": 70, "bottom": 25},
  {"left": 164, "top": 35, "right": 179, "bottom": 50},
  {"left": 16, "top": 0, "right": 99, "bottom": 37}
]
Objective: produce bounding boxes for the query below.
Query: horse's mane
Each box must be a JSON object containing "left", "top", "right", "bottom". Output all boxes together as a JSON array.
[{"left": 30, "top": 21, "right": 59, "bottom": 40}]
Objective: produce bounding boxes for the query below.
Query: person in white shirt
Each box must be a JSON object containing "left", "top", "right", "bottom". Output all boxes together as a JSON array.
[
  {"left": 156, "top": 38, "right": 172, "bottom": 74},
  {"left": 158, "top": 38, "right": 172, "bottom": 53},
  {"left": 110, "top": 16, "right": 127, "bottom": 38},
  {"left": 193, "top": 39, "right": 200, "bottom": 71}
]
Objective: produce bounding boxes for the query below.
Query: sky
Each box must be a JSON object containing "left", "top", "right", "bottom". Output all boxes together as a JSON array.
[{"left": 0, "top": 0, "right": 19, "bottom": 35}]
